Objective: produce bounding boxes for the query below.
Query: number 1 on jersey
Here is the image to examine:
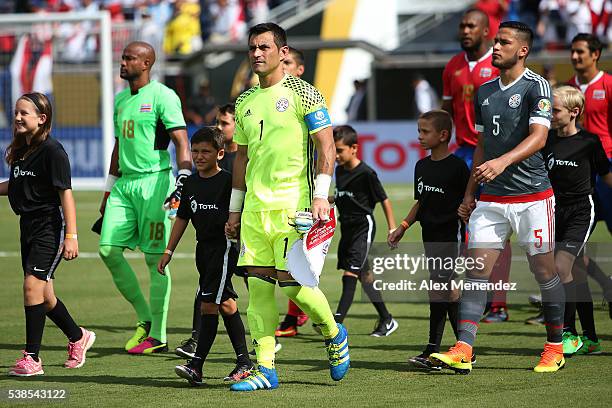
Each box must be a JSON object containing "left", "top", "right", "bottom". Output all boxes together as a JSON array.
[{"left": 259, "top": 119, "right": 264, "bottom": 140}]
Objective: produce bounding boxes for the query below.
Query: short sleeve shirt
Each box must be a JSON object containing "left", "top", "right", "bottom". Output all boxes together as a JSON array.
[
  {"left": 114, "top": 80, "right": 186, "bottom": 175},
  {"left": 474, "top": 69, "right": 552, "bottom": 197},
  {"left": 176, "top": 170, "right": 232, "bottom": 244},
  {"left": 233, "top": 75, "right": 332, "bottom": 212},
  {"left": 414, "top": 154, "right": 469, "bottom": 227},
  {"left": 334, "top": 162, "right": 387, "bottom": 220},
  {"left": 8, "top": 137, "right": 71, "bottom": 215},
  {"left": 442, "top": 49, "right": 498, "bottom": 147}
]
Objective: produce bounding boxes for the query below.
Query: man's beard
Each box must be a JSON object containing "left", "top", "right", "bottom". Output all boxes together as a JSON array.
[{"left": 492, "top": 51, "right": 519, "bottom": 69}]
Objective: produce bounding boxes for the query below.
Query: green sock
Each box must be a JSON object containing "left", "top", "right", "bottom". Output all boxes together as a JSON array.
[
  {"left": 145, "top": 253, "right": 171, "bottom": 343},
  {"left": 247, "top": 276, "right": 278, "bottom": 369},
  {"left": 280, "top": 281, "right": 338, "bottom": 339},
  {"left": 99, "top": 245, "right": 151, "bottom": 323}
]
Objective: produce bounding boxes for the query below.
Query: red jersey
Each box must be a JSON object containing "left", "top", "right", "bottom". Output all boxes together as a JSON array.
[
  {"left": 569, "top": 71, "right": 612, "bottom": 158},
  {"left": 442, "top": 49, "right": 498, "bottom": 147}
]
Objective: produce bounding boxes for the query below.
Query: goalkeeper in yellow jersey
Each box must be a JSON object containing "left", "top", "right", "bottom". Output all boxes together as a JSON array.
[{"left": 225, "top": 23, "right": 349, "bottom": 391}]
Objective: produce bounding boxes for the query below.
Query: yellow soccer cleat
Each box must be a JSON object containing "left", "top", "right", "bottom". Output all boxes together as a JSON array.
[
  {"left": 429, "top": 341, "right": 473, "bottom": 374},
  {"left": 534, "top": 343, "right": 565, "bottom": 373}
]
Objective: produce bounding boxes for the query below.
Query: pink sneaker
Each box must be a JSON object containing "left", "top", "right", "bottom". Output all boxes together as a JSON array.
[
  {"left": 8, "top": 351, "right": 44, "bottom": 376},
  {"left": 297, "top": 313, "right": 309, "bottom": 327},
  {"left": 127, "top": 337, "right": 168, "bottom": 354},
  {"left": 64, "top": 328, "right": 96, "bottom": 369}
]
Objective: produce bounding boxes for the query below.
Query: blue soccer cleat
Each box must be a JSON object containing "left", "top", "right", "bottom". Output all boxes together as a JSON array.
[
  {"left": 230, "top": 365, "right": 278, "bottom": 391},
  {"left": 326, "top": 323, "right": 350, "bottom": 381}
]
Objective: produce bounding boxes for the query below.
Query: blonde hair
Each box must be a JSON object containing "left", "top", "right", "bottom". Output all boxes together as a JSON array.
[{"left": 553, "top": 86, "right": 584, "bottom": 117}]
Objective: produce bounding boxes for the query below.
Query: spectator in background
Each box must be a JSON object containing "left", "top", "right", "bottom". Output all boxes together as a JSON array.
[
  {"left": 346, "top": 79, "right": 368, "bottom": 122},
  {"left": 474, "top": 0, "right": 510, "bottom": 39},
  {"left": 145, "top": 0, "right": 173, "bottom": 29},
  {"left": 208, "top": 0, "right": 246, "bottom": 43},
  {"left": 244, "top": 0, "right": 269, "bottom": 25},
  {"left": 163, "top": 0, "right": 202, "bottom": 55},
  {"left": 412, "top": 75, "right": 438, "bottom": 117},
  {"left": 185, "top": 79, "right": 217, "bottom": 126}
]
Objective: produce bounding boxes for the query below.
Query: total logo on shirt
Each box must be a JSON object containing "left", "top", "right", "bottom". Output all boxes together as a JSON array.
[
  {"left": 417, "top": 179, "right": 445, "bottom": 194},
  {"left": 555, "top": 159, "right": 579, "bottom": 167},
  {"left": 190, "top": 199, "right": 219, "bottom": 213},
  {"left": 13, "top": 166, "right": 36, "bottom": 178},
  {"left": 336, "top": 190, "right": 355, "bottom": 198}
]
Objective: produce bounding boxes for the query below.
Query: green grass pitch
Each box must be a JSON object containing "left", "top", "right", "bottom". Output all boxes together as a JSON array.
[{"left": 1, "top": 186, "right": 611, "bottom": 407}]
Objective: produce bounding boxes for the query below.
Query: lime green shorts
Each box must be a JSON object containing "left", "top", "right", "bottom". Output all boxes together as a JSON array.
[
  {"left": 238, "top": 209, "right": 301, "bottom": 271},
  {"left": 99, "top": 170, "right": 173, "bottom": 253}
]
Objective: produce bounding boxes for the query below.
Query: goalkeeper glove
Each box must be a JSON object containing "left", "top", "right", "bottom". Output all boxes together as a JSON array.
[
  {"left": 163, "top": 169, "right": 191, "bottom": 219},
  {"left": 289, "top": 211, "right": 314, "bottom": 235}
]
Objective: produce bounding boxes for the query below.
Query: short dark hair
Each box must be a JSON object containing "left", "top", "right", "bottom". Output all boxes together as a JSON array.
[
  {"left": 572, "top": 33, "right": 603, "bottom": 61},
  {"left": 333, "top": 125, "right": 358, "bottom": 146},
  {"left": 191, "top": 127, "right": 224, "bottom": 151},
  {"left": 248, "top": 23, "right": 287, "bottom": 49},
  {"left": 218, "top": 103, "right": 235, "bottom": 116},
  {"left": 288, "top": 46, "right": 305, "bottom": 66},
  {"left": 463, "top": 8, "right": 490, "bottom": 28},
  {"left": 419, "top": 110, "right": 453, "bottom": 136},
  {"left": 499, "top": 21, "right": 533, "bottom": 49}
]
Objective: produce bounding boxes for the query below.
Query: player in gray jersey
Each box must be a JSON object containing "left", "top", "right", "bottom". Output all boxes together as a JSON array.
[
  {"left": 430, "top": 21, "right": 566, "bottom": 374},
  {"left": 475, "top": 70, "right": 552, "bottom": 197}
]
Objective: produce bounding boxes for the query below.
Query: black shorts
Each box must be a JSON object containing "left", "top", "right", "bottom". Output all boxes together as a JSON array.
[
  {"left": 196, "top": 241, "right": 238, "bottom": 304},
  {"left": 555, "top": 197, "right": 595, "bottom": 256},
  {"left": 20, "top": 210, "right": 65, "bottom": 281},
  {"left": 337, "top": 214, "right": 375, "bottom": 275},
  {"left": 421, "top": 221, "right": 463, "bottom": 282}
]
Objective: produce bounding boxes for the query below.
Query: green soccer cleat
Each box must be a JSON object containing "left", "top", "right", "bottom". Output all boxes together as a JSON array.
[
  {"left": 125, "top": 321, "right": 151, "bottom": 351},
  {"left": 562, "top": 331, "right": 583, "bottom": 356},
  {"left": 576, "top": 336, "right": 602, "bottom": 355}
]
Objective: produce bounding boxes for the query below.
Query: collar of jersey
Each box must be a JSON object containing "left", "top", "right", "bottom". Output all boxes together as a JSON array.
[
  {"left": 464, "top": 47, "right": 493, "bottom": 67},
  {"left": 574, "top": 70, "right": 604, "bottom": 89},
  {"left": 258, "top": 74, "right": 288, "bottom": 92},
  {"left": 130, "top": 80, "right": 156, "bottom": 95},
  {"left": 498, "top": 68, "right": 528, "bottom": 91}
]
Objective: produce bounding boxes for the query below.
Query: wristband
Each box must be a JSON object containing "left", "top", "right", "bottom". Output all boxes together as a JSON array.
[
  {"left": 65, "top": 233, "right": 78, "bottom": 239},
  {"left": 400, "top": 220, "right": 410, "bottom": 230},
  {"left": 105, "top": 175, "right": 118, "bottom": 192},
  {"left": 313, "top": 174, "right": 332, "bottom": 199},
  {"left": 164, "top": 249, "right": 173, "bottom": 256},
  {"left": 229, "top": 188, "right": 246, "bottom": 212},
  {"left": 175, "top": 169, "right": 192, "bottom": 188}
]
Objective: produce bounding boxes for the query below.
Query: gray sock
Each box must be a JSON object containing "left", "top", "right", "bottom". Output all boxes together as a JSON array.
[
  {"left": 539, "top": 275, "right": 565, "bottom": 343},
  {"left": 457, "top": 278, "right": 489, "bottom": 346}
]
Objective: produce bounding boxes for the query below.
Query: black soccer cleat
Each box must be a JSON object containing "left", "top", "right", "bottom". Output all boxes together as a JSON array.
[
  {"left": 370, "top": 317, "right": 399, "bottom": 337},
  {"left": 175, "top": 361, "right": 203, "bottom": 386},
  {"left": 224, "top": 361, "right": 254, "bottom": 381},
  {"left": 175, "top": 337, "right": 198, "bottom": 359}
]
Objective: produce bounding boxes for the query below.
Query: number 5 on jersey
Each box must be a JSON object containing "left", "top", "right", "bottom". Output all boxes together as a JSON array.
[{"left": 492, "top": 115, "right": 500, "bottom": 136}]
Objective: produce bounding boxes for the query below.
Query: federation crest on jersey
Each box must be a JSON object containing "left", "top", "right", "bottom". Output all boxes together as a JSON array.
[
  {"left": 593, "top": 90, "right": 606, "bottom": 100},
  {"left": 276, "top": 97, "right": 289, "bottom": 112},
  {"left": 479, "top": 67, "right": 492, "bottom": 78},
  {"left": 417, "top": 179, "right": 424, "bottom": 195},
  {"left": 508, "top": 94, "right": 521, "bottom": 108},
  {"left": 537, "top": 99, "right": 551, "bottom": 112}
]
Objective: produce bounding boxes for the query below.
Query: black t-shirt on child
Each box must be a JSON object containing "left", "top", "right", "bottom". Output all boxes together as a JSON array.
[
  {"left": 8, "top": 137, "right": 72, "bottom": 216},
  {"left": 414, "top": 154, "right": 469, "bottom": 227},
  {"left": 334, "top": 161, "right": 387, "bottom": 220},
  {"left": 544, "top": 129, "right": 610, "bottom": 204},
  {"left": 176, "top": 169, "right": 232, "bottom": 244}
]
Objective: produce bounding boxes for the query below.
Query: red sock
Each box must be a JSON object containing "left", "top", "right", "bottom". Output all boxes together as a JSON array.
[{"left": 287, "top": 300, "right": 302, "bottom": 317}]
